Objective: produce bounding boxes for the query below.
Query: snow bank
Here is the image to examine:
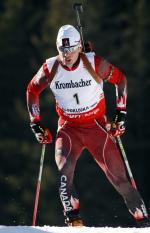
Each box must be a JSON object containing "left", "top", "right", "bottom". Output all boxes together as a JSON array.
[{"left": 0, "top": 226, "right": 149, "bottom": 233}]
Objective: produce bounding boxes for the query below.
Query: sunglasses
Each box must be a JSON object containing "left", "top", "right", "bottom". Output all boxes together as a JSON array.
[{"left": 58, "top": 44, "right": 80, "bottom": 53}]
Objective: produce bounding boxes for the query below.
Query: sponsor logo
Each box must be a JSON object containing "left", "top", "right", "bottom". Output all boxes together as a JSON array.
[
  {"left": 62, "top": 101, "right": 98, "bottom": 114},
  {"left": 63, "top": 106, "right": 89, "bottom": 113},
  {"left": 60, "top": 175, "right": 72, "bottom": 211},
  {"left": 63, "top": 107, "right": 100, "bottom": 119},
  {"left": 55, "top": 79, "right": 92, "bottom": 89}
]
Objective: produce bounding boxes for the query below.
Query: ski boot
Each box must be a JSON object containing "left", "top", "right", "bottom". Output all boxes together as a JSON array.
[{"left": 64, "top": 209, "right": 84, "bottom": 226}]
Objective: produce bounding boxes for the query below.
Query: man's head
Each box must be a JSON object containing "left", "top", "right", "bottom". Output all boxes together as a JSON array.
[{"left": 56, "top": 25, "right": 82, "bottom": 68}]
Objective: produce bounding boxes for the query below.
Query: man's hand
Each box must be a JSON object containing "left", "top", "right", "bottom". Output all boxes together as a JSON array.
[
  {"left": 111, "top": 110, "right": 127, "bottom": 137},
  {"left": 30, "top": 121, "right": 52, "bottom": 144}
]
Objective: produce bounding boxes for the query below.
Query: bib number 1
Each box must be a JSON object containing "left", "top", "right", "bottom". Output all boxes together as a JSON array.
[{"left": 73, "top": 93, "right": 80, "bottom": 104}]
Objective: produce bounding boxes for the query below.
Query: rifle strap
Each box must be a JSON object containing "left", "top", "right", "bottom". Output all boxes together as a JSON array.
[
  {"left": 46, "top": 53, "right": 102, "bottom": 84},
  {"left": 80, "top": 52, "right": 102, "bottom": 83}
]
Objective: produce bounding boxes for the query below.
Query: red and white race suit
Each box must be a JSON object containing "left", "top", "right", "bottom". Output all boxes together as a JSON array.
[{"left": 26, "top": 52, "right": 148, "bottom": 220}]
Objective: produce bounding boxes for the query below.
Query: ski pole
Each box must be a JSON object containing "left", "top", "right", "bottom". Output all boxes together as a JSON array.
[
  {"left": 73, "top": 3, "right": 85, "bottom": 52},
  {"left": 32, "top": 143, "right": 46, "bottom": 226},
  {"left": 116, "top": 136, "right": 137, "bottom": 190}
]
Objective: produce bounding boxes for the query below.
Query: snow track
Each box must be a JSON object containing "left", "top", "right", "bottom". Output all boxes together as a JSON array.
[{"left": 0, "top": 226, "right": 149, "bottom": 233}]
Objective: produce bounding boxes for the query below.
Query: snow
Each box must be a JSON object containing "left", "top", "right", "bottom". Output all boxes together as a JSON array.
[{"left": 0, "top": 226, "right": 149, "bottom": 233}]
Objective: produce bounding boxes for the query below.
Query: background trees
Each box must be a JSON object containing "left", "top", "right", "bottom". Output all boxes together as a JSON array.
[{"left": 0, "top": 0, "right": 149, "bottom": 227}]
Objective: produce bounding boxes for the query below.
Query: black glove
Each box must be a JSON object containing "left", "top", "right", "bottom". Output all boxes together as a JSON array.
[
  {"left": 30, "top": 121, "right": 52, "bottom": 144},
  {"left": 111, "top": 110, "right": 127, "bottom": 137}
]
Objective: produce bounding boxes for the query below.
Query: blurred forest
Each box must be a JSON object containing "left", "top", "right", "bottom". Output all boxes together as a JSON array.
[{"left": 0, "top": 0, "right": 150, "bottom": 227}]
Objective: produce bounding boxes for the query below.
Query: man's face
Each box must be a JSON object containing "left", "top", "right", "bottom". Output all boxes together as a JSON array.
[{"left": 58, "top": 45, "right": 82, "bottom": 68}]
